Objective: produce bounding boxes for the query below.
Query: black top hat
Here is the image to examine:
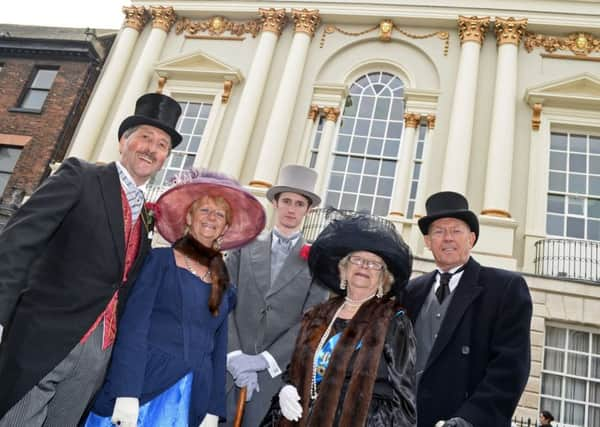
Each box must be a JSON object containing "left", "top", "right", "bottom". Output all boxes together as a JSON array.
[
  {"left": 308, "top": 213, "right": 412, "bottom": 296},
  {"left": 417, "top": 191, "right": 479, "bottom": 243},
  {"left": 118, "top": 93, "right": 183, "bottom": 148}
]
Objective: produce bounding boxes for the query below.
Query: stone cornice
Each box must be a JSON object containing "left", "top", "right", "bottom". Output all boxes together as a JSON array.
[
  {"left": 150, "top": 6, "right": 177, "bottom": 32},
  {"left": 292, "top": 9, "right": 320, "bottom": 37},
  {"left": 122, "top": 6, "right": 148, "bottom": 32},
  {"left": 458, "top": 16, "right": 490, "bottom": 45},
  {"left": 494, "top": 17, "right": 528, "bottom": 46}
]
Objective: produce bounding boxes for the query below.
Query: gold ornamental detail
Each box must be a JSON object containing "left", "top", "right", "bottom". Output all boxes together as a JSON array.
[
  {"left": 481, "top": 208, "right": 512, "bottom": 218},
  {"left": 404, "top": 112, "right": 421, "bottom": 128},
  {"left": 292, "top": 9, "right": 321, "bottom": 37},
  {"left": 531, "top": 103, "right": 542, "bottom": 131},
  {"left": 458, "top": 16, "right": 490, "bottom": 45},
  {"left": 426, "top": 114, "right": 436, "bottom": 129},
  {"left": 320, "top": 20, "right": 449, "bottom": 55},
  {"left": 222, "top": 80, "right": 233, "bottom": 104},
  {"left": 308, "top": 104, "right": 320, "bottom": 121},
  {"left": 524, "top": 31, "right": 600, "bottom": 57},
  {"left": 323, "top": 107, "right": 341, "bottom": 122},
  {"left": 157, "top": 76, "right": 167, "bottom": 93},
  {"left": 150, "top": 6, "right": 177, "bottom": 33},
  {"left": 494, "top": 17, "right": 527, "bottom": 46},
  {"left": 260, "top": 8, "right": 287, "bottom": 36},
  {"left": 175, "top": 16, "right": 260, "bottom": 40},
  {"left": 122, "top": 6, "right": 148, "bottom": 32}
]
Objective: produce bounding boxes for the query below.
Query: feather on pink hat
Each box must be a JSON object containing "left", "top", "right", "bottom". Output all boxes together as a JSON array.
[{"left": 155, "top": 169, "right": 266, "bottom": 250}]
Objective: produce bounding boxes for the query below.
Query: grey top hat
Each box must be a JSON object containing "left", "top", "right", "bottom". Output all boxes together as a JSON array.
[{"left": 266, "top": 165, "right": 321, "bottom": 206}]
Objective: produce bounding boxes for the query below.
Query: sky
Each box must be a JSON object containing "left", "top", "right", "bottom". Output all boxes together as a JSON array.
[{"left": 3, "top": 0, "right": 131, "bottom": 30}]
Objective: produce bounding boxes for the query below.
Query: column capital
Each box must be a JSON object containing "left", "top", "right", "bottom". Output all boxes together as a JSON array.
[
  {"left": 222, "top": 80, "right": 233, "bottom": 104},
  {"left": 308, "top": 104, "right": 320, "bottom": 121},
  {"left": 426, "top": 114, "right": 436, "bottom": 129},
  {"left": 323, "top": 107, "right": 340, "bottom": 122},
  {"left": 494, "top": 17, "right": 528, "bottom": 46},
  {"left": 122, "top": 6, "right": 148, "bottom": 32},
  {"left": 150, "top": 6, "right": 177, "bottom": 32},
  {"left": 292, "top": 9, "right": 321, "bottom": 37},
  {"left": 259, "top": 8, "right": 287, "bottom": 36},
  {"left": 458, "top": 16, "right": 490, "bottom": 45},
  {"left": 404, "top": 112, "right": 422, "bottom": 128}
]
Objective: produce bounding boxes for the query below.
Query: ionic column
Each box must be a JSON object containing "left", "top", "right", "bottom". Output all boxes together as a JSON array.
[
  {"left": 69, "top": 6, "right": 148, "bottom": 160},
  {"left": 482, "top": 17, "right": 527, "bottom": 217},
  {"left": 96, "top": 6, "right": 176, "bottom": 163},
  {"left": 218, "top": 8, "right": 287, "bottom": 178},
  {"left": 250, "top": 9, "right": 320, "bottom": 188},
  {"left": 300, "top": 104, "right": 320, "bottom": 165},
  {"left": 389, "top": 113, "right": 421, "bottom": 217},
  {"left": 313, "top": 107, "right": 340, "bottom": 193},
  {"left": 441, "top": 16, "right": 490, "bottom": 192}
]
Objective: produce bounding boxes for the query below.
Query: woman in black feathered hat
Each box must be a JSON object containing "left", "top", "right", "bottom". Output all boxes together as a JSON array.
[{"left": 262, "top": 213, "right": 416, "bottom": 427}]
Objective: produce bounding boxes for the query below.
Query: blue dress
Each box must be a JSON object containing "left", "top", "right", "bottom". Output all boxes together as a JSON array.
[{"left": 84, "top": 248, "right": 236, "bottom": 427}]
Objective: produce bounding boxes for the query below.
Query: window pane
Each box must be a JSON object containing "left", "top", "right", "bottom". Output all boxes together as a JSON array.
[
  {"left": 328, "top": 173, "right": 343, "bottom": 191},
  {"left": 20, "top": 90, "right": 47, "bottom": 110},
  {"left": 589, "top": 176, "right": 600, "bottom": 196},
  {"left": 568, "top": 196, "right": 585, "bottom": 215},
  {"left": 590, "top": 136, "right": 600, "bottom": 154},
  {"left": 366, "top": 138, "right": 383, "bottom": 156},
  {"left": 546, "top": 215, "right": 564, "bottom": 236},
  {"left": 566, "top": 217, "right": 585, "bottom": 238},
  {"left": 340, "top": 193, "right": 356, "bottom": 210},
  {"left": 547, "top": 194, "right": 565, "bottom": 214},
  {"left": 547, "top": 327, "right": 567, "bottom": 348},
  {"left": 343, "top": 174, "right": 360, "bottom": 192},
  {"left": 387, "top": 121, "right": 403, "bottom": 139},
  {"left": 348, "top": 157, "right": 363, "bottom": 174},
  {"left": 564, "top": 402, "right": 585, "bottom": 426},
  {"left": 356, "top": 195, "right": 373, "bottom": 213},
  {"left": 31, "top": 69, "right": 57, "bottom": 89},
  {"left": 551, "top": 133, "right": 568, "bottom": 150},
  {"left": 541, "top": 373, "right": 563, "bottom": 396},
  {"left": 590, "top": 381, "right": 600, "bottom": 403},
  {"left": 0, "top": 173, "right": 10, "bottom": 195},
  {"left": 371, "top": 120, "right": 386, "bottom": 138},
  {"left": 568, "top": 174, "right": 586, "bottom": 194},
  {"left": 550, "top": 151, "right": 567, "bottom": 170},
  {"left": 570, "top": 153, "right": 587, "bottom": 173},
  {"left": 590, "top": 155, "right": 600, "bottom": 174},
  {"left": 0, "top": 147, "right": 22, "bottom": 172},
  {"left": 570, "top": 330, "right": 590, "bottom": 352},
  {"left": 358, "top": 96, "right": 374, "bottom": 118},
  {"left": 549, "top": 172, "right": 566, "bottom": 192},
  {"left": 360, "top": 176, "right": 376, "bottom": 193},
  {"left": 373, "top": 197, "right": 389, "bottom": 216},
  {"left": 570, "top": 134, "right": 587, "bottom": 153},
  {"left": 565, "top": 377, "right": 587, "bottom": 401},
  {"left": 544, "top": 349, "right": 564, "bottom": 372},
  {"left": 588, "top": 220, "right": 600, "bottom": 241},
  {"left": 350, "top": 136, "right": 366, "bottom": 154}
]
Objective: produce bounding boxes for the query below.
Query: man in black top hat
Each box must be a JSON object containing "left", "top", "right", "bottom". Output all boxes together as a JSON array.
[
  {"left": 403, "top": 191, "right": 532, "bottom": 427},
  {"left": 0, "top": 93, "right": 181, "bottom": 426}
]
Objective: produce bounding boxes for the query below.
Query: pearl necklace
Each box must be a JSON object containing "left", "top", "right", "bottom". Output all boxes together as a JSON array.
[
  {"left": 344, "top": 293, "right": 376, "bottom": 307},
  {"left": 183, "top": 255, "right": 211, "bottom": 281}
]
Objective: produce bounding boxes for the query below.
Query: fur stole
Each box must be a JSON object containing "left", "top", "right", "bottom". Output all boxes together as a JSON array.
[
  {"left": 282, "top": 295, "right": 399, "bottom": 427},
  {"left": 173, "top": 235, "right": 230, "bottom": 316}
]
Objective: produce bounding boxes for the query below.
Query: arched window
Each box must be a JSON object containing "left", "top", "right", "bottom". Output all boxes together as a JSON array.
[{"left": 324, "top": 71, "right": 405, "bottom": 216}]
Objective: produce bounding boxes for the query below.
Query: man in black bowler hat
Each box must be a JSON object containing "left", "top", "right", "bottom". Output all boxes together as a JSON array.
[
  {"left": 0, "top": 92, "right": 182, "bottom": 426},
  {"left": 403, "top": 191, "right": 532, "bottom": 427}
]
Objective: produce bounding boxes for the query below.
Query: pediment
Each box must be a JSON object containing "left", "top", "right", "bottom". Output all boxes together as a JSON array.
[
  {"left": 155, "top": 50, "right": 242, "bottom": 83},
  {"left": 524, "top": 73, "right": 600, "bottom": 109}
]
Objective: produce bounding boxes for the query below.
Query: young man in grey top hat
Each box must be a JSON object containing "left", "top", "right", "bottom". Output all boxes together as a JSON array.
[
  {"left": 403, "top": 191, "right": 532, "bottom": 427},
  {"left": 0, "top": 93, "right": 181, "bottom": 426},
  {"left": 222, "top": 164, "right": 329, "bottom": 427}
]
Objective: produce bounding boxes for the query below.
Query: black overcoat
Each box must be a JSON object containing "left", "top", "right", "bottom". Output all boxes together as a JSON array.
[
  {"left": 0, "top": 157, "right": 151, "bottom": 416},
  {"left": 403, "top": 257, "right": 532, "bottom": 427}
]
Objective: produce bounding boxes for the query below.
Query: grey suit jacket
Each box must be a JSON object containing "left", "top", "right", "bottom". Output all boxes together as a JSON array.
[{"left": 223, "top": 230, "right": 328, "bottom": 426}]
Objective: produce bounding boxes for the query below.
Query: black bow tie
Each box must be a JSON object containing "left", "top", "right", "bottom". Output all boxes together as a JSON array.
[{"left": 435, "top": 265, "right": 465, "bottom": 304}]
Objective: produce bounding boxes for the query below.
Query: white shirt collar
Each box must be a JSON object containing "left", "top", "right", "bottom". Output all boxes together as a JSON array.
[
  {"left": 116, "top": 161, "right": 149, "bottom": 194},
  {"left": 433, "top": 264, "right": 465, "bottom": 294}
]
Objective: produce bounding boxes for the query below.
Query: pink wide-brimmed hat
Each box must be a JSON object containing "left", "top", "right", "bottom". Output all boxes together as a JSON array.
[{"left": 154, "top": 169, "right": 266, "bottom": 250}]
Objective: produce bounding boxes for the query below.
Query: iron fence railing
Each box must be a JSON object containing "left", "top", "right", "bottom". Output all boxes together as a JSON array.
[
  {"left": 301, "top": 207, "right": 395, "bottom": 243},
  {"left": 534, "top": 238, "right": 600, "bottom": 283},
  {"left": 512, "top": 416, "right": 567, "bottom": 427}
]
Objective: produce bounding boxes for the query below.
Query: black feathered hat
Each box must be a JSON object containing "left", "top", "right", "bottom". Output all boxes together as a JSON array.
[
  {"left": 118, "top": 93, "right": 183, "bottom": 148},
  {"left": 417, "top": 191, "right": 479, "bottom": 243},
  {"left": 308, "top": 212, "right": 412, "bottom": 295}
]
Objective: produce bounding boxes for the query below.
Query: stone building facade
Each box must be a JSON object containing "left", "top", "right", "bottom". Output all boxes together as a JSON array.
[{"left": 67, "top": 2, "right": 600, "bottom": 425}]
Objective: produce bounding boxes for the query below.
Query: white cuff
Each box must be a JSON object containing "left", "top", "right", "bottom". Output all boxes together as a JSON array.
[
  {"left": 227, "top": 350, "right": 242, "bottom": 363},
  {"left": 261, "top": 350, "right": 282, "bottom": 377}
]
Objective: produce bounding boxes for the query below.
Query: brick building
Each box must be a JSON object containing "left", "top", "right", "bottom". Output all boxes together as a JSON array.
[{"left": 0, "top": 24, "right": 115, "bottom": 226}]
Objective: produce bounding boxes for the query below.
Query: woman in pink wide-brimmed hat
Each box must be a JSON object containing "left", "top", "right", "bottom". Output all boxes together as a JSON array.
[{"left": 85, "top": 170, "right": 265, "bottom": 427}]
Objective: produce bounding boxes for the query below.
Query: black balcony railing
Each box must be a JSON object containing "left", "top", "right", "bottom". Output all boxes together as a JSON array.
[
  {"left": 301, "top": 207, "right": 395, "bottom": 243},
  {"left": 534, "top": 238, "right": 600, "bottom": 283}
]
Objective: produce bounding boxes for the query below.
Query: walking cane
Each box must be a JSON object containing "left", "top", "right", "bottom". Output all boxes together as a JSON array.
[{"left": 233, "top": 386, "right": 247, "bottom": 427}]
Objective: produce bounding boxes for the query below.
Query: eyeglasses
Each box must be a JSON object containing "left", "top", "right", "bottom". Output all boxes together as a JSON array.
[
  {"left": 348, "top": 255, "right": 385, "bottom": 271},
  {"left": 197, "top": 207, "right": 227, "bottom": 221}
]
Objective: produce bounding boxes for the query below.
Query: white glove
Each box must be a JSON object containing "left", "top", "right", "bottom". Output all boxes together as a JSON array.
[
  {"left": 199, "top": 413, "right": 218, "bottom": 427},
  {"left": 111, "top": 397, "right": 139, "bottom": 427},
  {"left": 279, "top": 385, "right": 302, "bottom": 421}
]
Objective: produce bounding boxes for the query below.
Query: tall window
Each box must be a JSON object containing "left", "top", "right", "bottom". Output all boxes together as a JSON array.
[
  {"left": 309, "top": 116, "right": 324, "bottom": 168},
  {"left": 541, "top": 325, "right": 600, "bottom": 427},
  {"left": 19, "top": 67, "right": 58, "bottom": 111},
  {"left": 324, "top": 71, "right": 405, "bottom": 216},
  {"left": 150, "top": 101, "right": 212, "bottom": 188},
  {"left": 406, "top": 123, "right": 427, "bottom": 218},
  {"left": 0, "top": 146, "right": 22, "bottom": 195},
  {"left": 546, "top": 132, "right": 600, "bottom": 241}
]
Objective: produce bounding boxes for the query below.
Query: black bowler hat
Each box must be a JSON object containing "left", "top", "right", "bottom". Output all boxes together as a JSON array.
[
  {"left": 417, "top": 191, "right": 479, "bottom": 243},
  {"left": 118, "top": 93, "right": 183, "bottom": 148}
]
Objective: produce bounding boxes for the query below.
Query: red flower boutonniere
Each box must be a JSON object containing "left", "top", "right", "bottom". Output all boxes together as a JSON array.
[
  {"left": 142, "top": 202, "right": 159, "bottom": 238},
  {"left": 300, "top": 244, "right": 311, "bottom": 261}
]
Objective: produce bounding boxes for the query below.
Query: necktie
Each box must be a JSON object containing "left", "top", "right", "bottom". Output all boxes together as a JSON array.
[
  {"left": 117, "top": 166, "right": 144, "bottom": 221},
  {"left": 272, "top": 229, "right": 299, "bottom": 254},
  {"left": 435, "top": 266, "right": 465, "bottom": 304}
]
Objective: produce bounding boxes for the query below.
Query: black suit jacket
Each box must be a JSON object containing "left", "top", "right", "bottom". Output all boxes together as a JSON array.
[
  {"left": 0, "top": 158, "right": 151, "bottom": 416},
  {"left": 403, "top": 257, "right": 532, "bottom": 427}
]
